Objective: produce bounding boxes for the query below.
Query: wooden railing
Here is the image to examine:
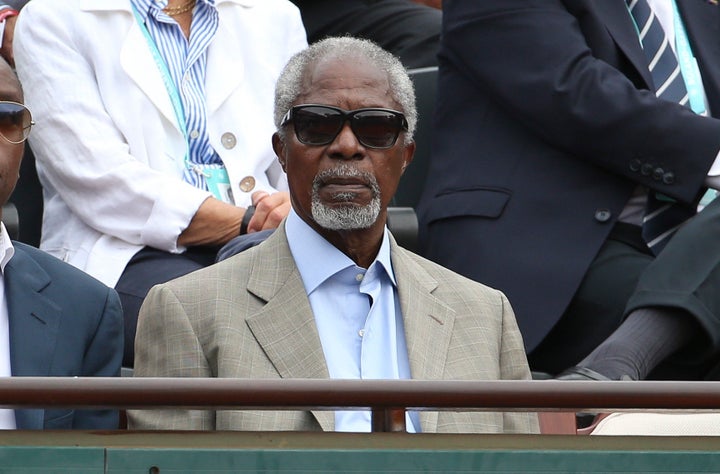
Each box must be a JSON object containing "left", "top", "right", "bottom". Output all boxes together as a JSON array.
[{"left": 3, "top": 378, "right": 720, "bottom": 432}]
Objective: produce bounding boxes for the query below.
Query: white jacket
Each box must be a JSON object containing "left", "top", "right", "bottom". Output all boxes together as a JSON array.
[{"left": 14, "top": 0, "right": 306, "bottom": 286}]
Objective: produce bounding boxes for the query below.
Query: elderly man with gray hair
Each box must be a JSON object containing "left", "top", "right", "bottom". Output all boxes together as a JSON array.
[{"left": 129, "top": 36, "right": 538, "bottom": 434}]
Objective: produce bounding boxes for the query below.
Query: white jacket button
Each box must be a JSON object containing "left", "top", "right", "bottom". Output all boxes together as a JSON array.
[
  {"left": 221, "top": 132, "right": 237, "bottom": 149},
  {"left": 239, "top": 176, "right": 255, "bottom": 192}
]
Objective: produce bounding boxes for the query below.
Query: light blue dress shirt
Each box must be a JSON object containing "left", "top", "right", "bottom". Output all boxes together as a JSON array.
[{"left": 285, "top": 210, "right": 419, "bottom": 432}]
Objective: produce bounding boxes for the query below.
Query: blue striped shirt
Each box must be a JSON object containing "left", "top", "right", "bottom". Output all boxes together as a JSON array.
[{"left": 130, "top": 0, "right": 220, "bottom": 191}]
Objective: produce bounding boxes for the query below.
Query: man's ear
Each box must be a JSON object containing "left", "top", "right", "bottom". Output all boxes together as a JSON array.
[
  {"left": 272, "top": 132, "right": 287, "bottom": 172},
  {"left": 400, "top": 140, "right": 415, "bottom": 174}
]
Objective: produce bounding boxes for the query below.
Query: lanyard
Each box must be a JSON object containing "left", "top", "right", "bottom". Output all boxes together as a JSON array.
[
  {"left": 671, "top": 0, "right": 706, "bottom": 115},
  {"left": 131, "top": 6, "right": 191, "bottom": 164}
]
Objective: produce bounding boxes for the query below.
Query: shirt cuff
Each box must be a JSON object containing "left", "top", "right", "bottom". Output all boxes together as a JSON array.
[{"left": 705, "top": 148, "right": 720, "bottom": 190}]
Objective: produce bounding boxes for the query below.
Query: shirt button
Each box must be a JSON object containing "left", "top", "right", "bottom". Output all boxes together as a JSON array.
[
  {"left": 221, "top": 132, "right": 237, "bottom": 149},
  {"left": 358, "top": 329, "right": 365, "bottom": 338},
  {"left": 355, "top": 273, "right": 364, "bottom": 282},
  {"left": 189, "top": 130, "right": 200, "bottom": 139},
  {"left": 239, "top": 176, "right": 255, "bottom": 192}
]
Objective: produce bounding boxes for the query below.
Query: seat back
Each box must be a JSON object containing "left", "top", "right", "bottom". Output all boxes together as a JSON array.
[
  {"left": 8, "top": 143, "right": 43, "bottom": 246},
  {"left": 392, "top": 66, "right": 438, "bottom": 209},
  {"left": 386, "top": 67, "right": 438, "bottom": 252},
  {"left": 2, "top": 203, "right": 18, "bottom": 240}
]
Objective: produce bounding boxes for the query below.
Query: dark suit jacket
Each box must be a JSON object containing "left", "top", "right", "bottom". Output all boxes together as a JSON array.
[
  {"left": 288, "top": 0, "right": 441, "bottom": 68},
  {"left": 418, "top": 0, "right": 720, "bottom": 352},
  {"left": 6, "top": 242, "right": 123, "bottom": 429}
]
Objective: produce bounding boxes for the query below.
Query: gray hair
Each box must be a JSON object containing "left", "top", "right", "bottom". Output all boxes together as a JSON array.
[{"left": 274, "top": 36, "right": 417, "bottom": 145}]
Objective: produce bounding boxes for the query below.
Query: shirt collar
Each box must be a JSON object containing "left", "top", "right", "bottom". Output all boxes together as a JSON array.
[
  {"left": 285, "top": 209, "right": 397, "bottom": 295},
  {"left": 0, "top": 223, "right": 14, "bottom": 274},
  {"left": 130, "top": 0, "right": 216, "bottom": 16},
  {"left": 83, "top": 0, "right": 248, "bottom": 12}
]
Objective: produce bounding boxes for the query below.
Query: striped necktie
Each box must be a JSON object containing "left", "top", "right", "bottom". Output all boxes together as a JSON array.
[{"left": 627, "top": 0, "right": 696, "bottom": 253}]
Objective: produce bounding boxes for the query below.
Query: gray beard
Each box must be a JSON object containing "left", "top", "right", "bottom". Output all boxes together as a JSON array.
[{"left": 311, "top": 164, "right": 381, "bottom": 230}]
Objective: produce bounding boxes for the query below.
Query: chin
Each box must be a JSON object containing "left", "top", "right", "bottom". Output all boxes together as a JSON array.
[{"left": 311, "top": 200, "right": 381, "bottom": 231}]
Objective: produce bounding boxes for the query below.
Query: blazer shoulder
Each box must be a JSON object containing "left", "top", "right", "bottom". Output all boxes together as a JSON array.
[{"left": 11, "top": 242, "right": 115, "bottom": 295}]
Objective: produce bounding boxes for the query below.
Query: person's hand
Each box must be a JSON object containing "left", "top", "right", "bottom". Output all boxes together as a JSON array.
[
  {"left": 0, "top": 14, "right": 18, "bottom": 68},
  {"left": 246, "top": 190, "right": 290, "bottom": 233}
]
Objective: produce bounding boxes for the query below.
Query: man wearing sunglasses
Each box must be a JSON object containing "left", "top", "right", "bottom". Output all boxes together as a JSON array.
[
  {"left": 129, "top": 37, "right": 537, "bottom": 434},
  {"left": 0, "top": 57, "right": 123, "bottom": 429}
]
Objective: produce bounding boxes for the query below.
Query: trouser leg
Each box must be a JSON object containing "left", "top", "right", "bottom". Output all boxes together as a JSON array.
[
  {"left": 627, "top": 196, "right": 720, "bottom": 349},
  {"left": 114, "top": 247, "right": 216, "bottom": 367},
  {"left": 528, "top": 227, "right": 651, "bottom": 375}
]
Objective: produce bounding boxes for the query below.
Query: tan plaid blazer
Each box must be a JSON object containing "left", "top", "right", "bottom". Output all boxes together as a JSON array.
[{"left": 128, "top": 222, "right": 538, "bottom": 434}]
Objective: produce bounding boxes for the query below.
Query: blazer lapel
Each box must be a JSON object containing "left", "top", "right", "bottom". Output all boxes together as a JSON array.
[
  {"left": 596, "top": 0, "right": 656, "bottom": 88},
  {"left": 205, "top": 2, "right": 248, "bottom": 114},
  {"left": 116, "top": 5, "right": 184, "bottom": 134},
  {"left": 87, "top": 0, "right": 253, "bottom": 128},
  {"left": 390, "top": 240, "right": 456, "bottom": 433},
  {"left": 244, "top": 228, "right": 334, "bottom": 431},
  {"left": 4, "top": 247, "right": 62, "bottom": 430}
]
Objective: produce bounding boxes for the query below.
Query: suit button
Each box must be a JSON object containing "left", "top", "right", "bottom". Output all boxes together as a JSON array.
[
  {"left": 652, "top": 167, "right": 664, "bottom": 181},
  {"left": 662, "top": 172, "right": 675, "bottom": 185},
  {"left": 239, "top": 176, "right": 255, "bottom": 192},
  {"left": 221, "top": 132, "right": 237, "bottom": 149},
  {"left": 629, "top": 159, "right": 642, "bottom": 172},
  {"left": 595, "top": 209, "right": 612, "bottom": 222},
  {"left": 641, "top": 163, "right": 653, "bottom": 176}
]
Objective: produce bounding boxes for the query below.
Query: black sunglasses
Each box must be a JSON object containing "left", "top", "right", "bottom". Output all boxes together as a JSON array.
[
  {"left": 281, "top": 104, "right": 408, "bottom": 149},
  {"left": 0, "top": 101, "right": 33, "bottom": 144}
]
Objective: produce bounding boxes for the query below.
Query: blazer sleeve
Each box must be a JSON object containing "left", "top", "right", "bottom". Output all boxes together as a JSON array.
[
  {"left": 441, "top": 0, "right": 720, "bottom": 203},
  {"left": 127, "top": 284, "right": 215, "bottom": 430},
  {"left": 497, "top": 292, "right": 540, "bottom": 434},
  {"left": 73, "top": 287, "right": 124, "bottom": 430}
]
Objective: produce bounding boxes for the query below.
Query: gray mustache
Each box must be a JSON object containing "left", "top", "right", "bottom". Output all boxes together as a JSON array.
[{"left": 313, "top": 165, "right": 380, "bottom": 196}]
